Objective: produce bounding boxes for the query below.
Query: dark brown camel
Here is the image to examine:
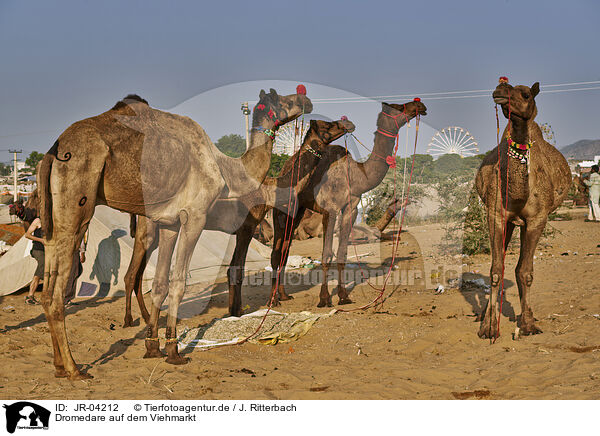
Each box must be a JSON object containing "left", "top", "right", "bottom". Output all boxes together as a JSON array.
[
  {"left": 37, "top": 89, "right": 311, "bottom": 379},
  {"left": 475, "top": 79, "right": 571, "bottom": 339},
  {"left": 270, "top": 100, "right": 426, "bottom": 308},
  {"left": 122, "top": 117, "right": 355, "bottom": 324},
  {"left": 11, "top": 189, "right": 40, "bottom": 230}
]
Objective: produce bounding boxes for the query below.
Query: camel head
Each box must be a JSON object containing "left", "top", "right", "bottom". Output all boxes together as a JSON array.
[
  {"left": 253, "top": 87, "right": 313, "bottom": 130},
  {"left": 308, "top": 117, "right": 356, "bottom": 145},
  {"left": 493, "top": 80, "right": 540, "bottom": 122},
  {"left": 383, "top": 100, "right": 428, "bottom": 120}
]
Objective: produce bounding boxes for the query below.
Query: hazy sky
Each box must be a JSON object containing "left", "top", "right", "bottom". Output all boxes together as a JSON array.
[{"left": 1, "top": 0, "right": 598, "bottom": 162}]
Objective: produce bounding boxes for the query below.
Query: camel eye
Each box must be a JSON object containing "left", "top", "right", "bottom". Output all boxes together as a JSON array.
[{"left": 523, "top": 93, "right": 530, "bottom": 99}]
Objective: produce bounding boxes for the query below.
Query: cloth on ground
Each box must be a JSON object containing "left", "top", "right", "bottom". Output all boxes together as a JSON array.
[{"left": 177, "top": 308, "right": 336, "bottom": 350}]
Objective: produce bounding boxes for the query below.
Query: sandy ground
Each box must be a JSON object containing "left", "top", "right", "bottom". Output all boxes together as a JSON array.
[{"left": 0, "top": 207, "right": 599, "bottom": 400}]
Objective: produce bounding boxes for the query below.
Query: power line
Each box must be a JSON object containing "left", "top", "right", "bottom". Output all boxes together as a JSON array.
[{"left": 302, "top": 80, "right": 600, "bottom": 104}]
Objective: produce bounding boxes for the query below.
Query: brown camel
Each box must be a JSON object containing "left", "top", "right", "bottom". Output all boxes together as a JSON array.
[
  {"left": 11, "top": 189, "right": 40, "bottom": 230},
  {"left": 293, "top": 209, "right": 323, "bottom": 240},
  {"left": 572, "top": 174, "right": 588, "bottom": 206},
  {"left": 37, "top": 88, "right": 312, "bottom": 379},
  {"left": 270, "top": 100, "right": 426, "bottom": 308},
  {"left": 122, "top": 117, "right": 355, "bottom": 324},
  {"left": 475, "top": 79, "right": 571, "bottom": 339}
]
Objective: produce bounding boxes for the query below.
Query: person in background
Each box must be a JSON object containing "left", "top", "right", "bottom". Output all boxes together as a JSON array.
[
  {"left": 24, "top": 217, "right": 45, "bottom": 305},
  {"left": 583, "top": 164, "right": 600, "bottom": 222}
]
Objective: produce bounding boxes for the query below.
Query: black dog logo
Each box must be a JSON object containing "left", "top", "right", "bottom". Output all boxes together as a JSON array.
[{"left": 3, "top": 402, "right": 50, "bottom": 433}]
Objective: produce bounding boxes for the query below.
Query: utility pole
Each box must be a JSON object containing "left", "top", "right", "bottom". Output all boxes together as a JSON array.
[
  {"left": 8, "top": 149, "right": 22, "bottom": 202},
  {"left": 241, "top": 102, "right": 251, "bottom": 150}
]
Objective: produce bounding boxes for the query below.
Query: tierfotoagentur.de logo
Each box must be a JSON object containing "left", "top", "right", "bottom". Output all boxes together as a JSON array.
[{"left": 3, "top": 402, "right": 50, "bottom": 433}]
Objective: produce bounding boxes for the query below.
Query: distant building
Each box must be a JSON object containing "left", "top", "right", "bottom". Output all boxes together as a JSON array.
[
  {"left": 575, "top": 155, "right": 600, "bottom": 173},
  {"left": 10, "top": 161, "right": 27, "bottom": 174}
]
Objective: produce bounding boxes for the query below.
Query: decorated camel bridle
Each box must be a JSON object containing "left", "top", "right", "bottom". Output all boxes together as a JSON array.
[
  {"left": 304, "top": 116, "right": 353, "bottom": 159},
  {"left": 252, "top": 84, "right": 308, "bottom": 139},
  {"left": 498, "top": 76, "right": 533, "bottom": 165}
]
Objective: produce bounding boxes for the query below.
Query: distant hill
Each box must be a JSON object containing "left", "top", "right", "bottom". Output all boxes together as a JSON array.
[{"left": 560, "top": 139, "right": 600, "bottom": 160}]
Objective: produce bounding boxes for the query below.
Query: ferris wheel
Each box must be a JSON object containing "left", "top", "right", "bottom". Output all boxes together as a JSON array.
[
  {"left": 427, "top": 126, "right": 479, "bottom": 157},
  {"left": 273, "top": 120, "right": 310, "bottom": 155}
]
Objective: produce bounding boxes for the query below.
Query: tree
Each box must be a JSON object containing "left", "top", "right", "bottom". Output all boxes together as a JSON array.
[
  {"left": 25, "top": 151, "right": 45, "bottom": 169},
  {"left": 215, "top": 134, "right": 246, "bottom": 158},
  {"left": 267, "top": 154, "right": 291, "bottom": 177},
  {"left": 0, "top": 162, "right": 10, "bottom": 176}
]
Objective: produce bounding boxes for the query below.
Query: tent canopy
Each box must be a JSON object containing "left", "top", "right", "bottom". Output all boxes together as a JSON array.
[{"left": 0, "top": 205, "right": 270, "bottom": 297}]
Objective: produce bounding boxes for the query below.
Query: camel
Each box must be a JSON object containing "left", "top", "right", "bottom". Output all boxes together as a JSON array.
[
  {"left": 11, "top": 190, "right": 39, "bottom": 230},
  {"left": 572, "top": 174, "right": 589, "bottom": 206},
  {"left": 293, "top": 209, "right": 323, "bottom": 240},
  {"left": 37, "top": 88, "right": 312, "bottom": 379},
  {"left": 270, "top": 100, "right": 426, "bottom": 308},
  {"left": 475, "top": 79, "right": 571, "bottom": 339},
  {"left": 122, "top": 117, "right": 355, "bottom": 323}
]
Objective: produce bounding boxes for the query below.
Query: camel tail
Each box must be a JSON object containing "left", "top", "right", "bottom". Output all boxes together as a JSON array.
[
  {"left": 38, "top": 140, "right": 57, "bottom": 238},
  {"left": 129, "top": 214, "right": 137, "bottom": 238}
]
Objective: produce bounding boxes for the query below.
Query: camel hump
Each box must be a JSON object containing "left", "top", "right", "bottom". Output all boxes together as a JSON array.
[{"left": 111, "top": 94, "right": 149, "bottom": 111}]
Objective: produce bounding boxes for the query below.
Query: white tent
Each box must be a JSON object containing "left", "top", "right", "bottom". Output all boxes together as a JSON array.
[
  {"left": 0, "top": 205, "right": 271, "bottom": 298},
  {"left": 0, "top": 236, "right": 37, "bottom": 296}
]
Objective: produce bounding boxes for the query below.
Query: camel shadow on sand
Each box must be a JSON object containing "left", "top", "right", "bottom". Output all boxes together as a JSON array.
[{"left": 459, "top": 272, "right": 516, "bottom": 322}]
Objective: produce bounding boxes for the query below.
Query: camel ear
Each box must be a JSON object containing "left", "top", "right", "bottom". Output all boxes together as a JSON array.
[
  {"left": 269, "top": 88, "right": 278, "bottom": 96},
  {"left": 531, "top": 82, "right": 540, "bottom": 97},
  {"left": 309, "top": 119, "right": 317, "bottom": 128},
  {"left": 259, "top": 89, "right": 266, "bottom": 99}
]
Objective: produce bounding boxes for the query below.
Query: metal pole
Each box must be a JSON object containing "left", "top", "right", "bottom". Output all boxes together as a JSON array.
[
  {"left": 8, "top": 149, "right": 21, "bottom": 202},
  {"left": 241, "top": 102, "right": 251, "bottom": 151}
]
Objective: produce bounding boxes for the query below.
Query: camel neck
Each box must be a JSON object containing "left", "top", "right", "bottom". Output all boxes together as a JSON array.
[
  {"left": 277, "top": 131, "right": 324, "bottom": 188},
  {"left": 213, "top": 115, "right": 277, "bottom": 198},
  {"left": 502, "top": 120, "right": 530, "bottom": 204},
  {"left": 356, "top": 111, "right": 410, "bottom": 192},
  {"left": 509, "top": 117, "right": 529, "bottom": 144},
  {"left": 240, "top": 128, "right": 274, "bottom": 182}
]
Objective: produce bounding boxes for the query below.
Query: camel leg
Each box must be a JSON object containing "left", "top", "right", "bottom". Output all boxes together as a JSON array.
[
  {"left": 164, "top": 213, "right": 206, "bottom": 365},
  {"left": 41, "top": 142, "right": 105, "bottom": 379},
  {"left": 515, "top": 220, "right": 545, "bottom": 335},
  {"left": 144, "top": 225, "right": 178, "bottom": 359},
  {"left": 275, "top": 207, "right": 305, "bottom": 303},
  {"left": 318, "top": 212, "right": 336, "bottom": 308},
  {"left": 123, "top": 217, "right": 157, "bottom": 327},
  {"left": 269, "top": 208, "right": 285, "bottom": 306},
  {"left": 336, "top": 202, "right": 359, "bottom": 305},
  {"left": 228, "top": 212, "right": 262, "bottom": 317},
  {"left": 269, "top": 207, "right": 305, "bottom": 305},
  {"left": 43, "top": 224, "right": 91, "bottom": 379},
  {"left": 478, "top": 215, "right": 514, "bottom": 339},
  {"left": 476, "top": 221, "right": 515, "bottom": 322}
]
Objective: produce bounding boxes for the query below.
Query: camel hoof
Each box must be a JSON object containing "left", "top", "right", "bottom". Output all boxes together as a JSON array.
[
  {"left": 54, "top": 367, "right": 68, "bottom": 378},
  {"left": 477, "top": 322, "right": 498, "bottom": 339},
  {"left": 520, "top": 324, "right": 543, "bottom": 336},
  {"left": 279, "top": 293, "right": 294, "bottom": 301},
  {"left": 123, "top": 317, "right": 134, "bottom": 328},
  {"left": 143, "top": 349, "right": 166, "bottom": 359},
  {"left": 317, "top": 299, "right": 332, "bottom": 308},
  {"left": 165, "top": 355, "right": 190, "bottom": 365},
  {"left": 68, "top": 371, "right": 93, "bottom": 380},
  {"left": 338, "top": 297, "right": 353, "bottom": 305},
  {"left": 270, "top": 299, "right": 281, "bottom": 307}
]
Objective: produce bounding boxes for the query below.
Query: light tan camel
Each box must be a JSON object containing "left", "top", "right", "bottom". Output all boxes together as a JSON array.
[
  {"left": 271, "top": 100, "right": 426, "bottom": 307},
  {"left": 123, "top": 117, "right": 355, "bottom": 324},
  {"left": 38, "top": 89, "right": 312, "bottom": 379},
  {"left": 475, "top": 80, "right": 571, "bottom": 339}
]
